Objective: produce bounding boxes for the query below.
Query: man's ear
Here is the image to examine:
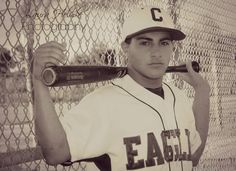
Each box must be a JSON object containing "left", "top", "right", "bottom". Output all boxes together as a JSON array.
[{"left": 121, "top": 41, "right": 129, "bottom": 54}]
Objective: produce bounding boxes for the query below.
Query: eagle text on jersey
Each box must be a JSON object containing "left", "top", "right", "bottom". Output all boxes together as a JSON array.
[{"left": 123, "top": 129, "right": 191, "bottom": 170}]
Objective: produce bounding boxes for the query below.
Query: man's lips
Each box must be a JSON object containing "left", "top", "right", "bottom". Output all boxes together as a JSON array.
[{"left": 148, "top": 62, "right": 164, "bottom": 66}]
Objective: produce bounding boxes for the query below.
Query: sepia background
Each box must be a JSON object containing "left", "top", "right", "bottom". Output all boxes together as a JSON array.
[{"left": 0, "top": 0, "right": 236, "bottom": 170}]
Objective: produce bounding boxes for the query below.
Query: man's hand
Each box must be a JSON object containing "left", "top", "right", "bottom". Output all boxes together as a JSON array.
[
  {"left": 176, "top": 60, "right": 210, "bottom": 92},
  {"left": 33, "top": 41, "right": 67, "bottom": 82}
]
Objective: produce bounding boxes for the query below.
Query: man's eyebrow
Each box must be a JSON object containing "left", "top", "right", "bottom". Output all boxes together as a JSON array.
[
  {"left": 160, "top": 37, "right": 172, "bottom": 41},
  {"left": 135, "top": 37, "right": 153, "bottom": 41},
  {"left": 135, "top": 37, "right": 172, "bottom": 41}
]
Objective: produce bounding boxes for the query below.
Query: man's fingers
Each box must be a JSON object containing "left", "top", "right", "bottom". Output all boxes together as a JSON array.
[
  {"left": 34, "top": 41, "right": 68, "bottom": 64},
  {"left": 36, "top": 41, "right": 67, "bottom": 61},
  {"left": 186, "top": 60, "right": 196, "bottom": 73},
  {"left": 34, "top": 56, "right": 60, "bottom": 68},
  {"left": 35, "top": 49, "right": 66, "bottom": 64},
  {"left": 39, "top": 41, "right": 66, "bottom": 52}
]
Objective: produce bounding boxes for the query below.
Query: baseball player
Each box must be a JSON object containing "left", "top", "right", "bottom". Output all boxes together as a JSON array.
[{"left": 33, "top": 6, "right": 210, "bottom": 171}]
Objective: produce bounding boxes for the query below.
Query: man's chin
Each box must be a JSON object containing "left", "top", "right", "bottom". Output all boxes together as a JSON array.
[
  {"left": 143, "top": 74, "right": 163, "bottom": 80},
  {"left": 146, "top": 70, "right": 166, "bottom": 79}
]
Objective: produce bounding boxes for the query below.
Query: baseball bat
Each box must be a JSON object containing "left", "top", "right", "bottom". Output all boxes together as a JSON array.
[{"left": 42, "top": 61, "right": 200, "bottom": 87}]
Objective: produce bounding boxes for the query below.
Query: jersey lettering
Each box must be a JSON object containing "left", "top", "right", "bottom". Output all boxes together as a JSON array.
[
  {"left": 161, "top": 129, "right": 192, "bottom": 161},
  {"left": 123, "top": 136, "right": 145, "bottom": 170},
  {"left": 123, "top": 129, "right": 192, "bottom": 170},
  {"left": 150, "top": 8, "right": 163, "bottom": 22},
  {"left": 145, "top": 132, "right": 165, "bottom": 166}
]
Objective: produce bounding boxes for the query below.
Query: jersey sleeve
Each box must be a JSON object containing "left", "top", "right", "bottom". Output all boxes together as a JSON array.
[{"left": 59, "top": 91, "right": 111, "bottom": 162}]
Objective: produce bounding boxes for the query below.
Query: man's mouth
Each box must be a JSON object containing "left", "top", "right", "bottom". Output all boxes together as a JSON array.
[{"left": 148, "top": 62, "right": 163, "bottom": 66}]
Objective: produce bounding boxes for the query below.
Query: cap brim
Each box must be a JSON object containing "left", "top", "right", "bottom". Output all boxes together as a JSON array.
[{"left": 125, "top": 27, "right": 186, "bottom": 41}]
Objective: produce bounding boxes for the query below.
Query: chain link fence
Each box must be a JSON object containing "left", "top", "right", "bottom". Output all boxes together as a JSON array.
[{"left": 0, "top": 0, "right": 236, "bottom": 170}]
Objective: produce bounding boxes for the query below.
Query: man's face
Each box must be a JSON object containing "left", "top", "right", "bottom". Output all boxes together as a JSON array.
[{"left": 122, "top": 31, "right": 173, "bottom": 86}]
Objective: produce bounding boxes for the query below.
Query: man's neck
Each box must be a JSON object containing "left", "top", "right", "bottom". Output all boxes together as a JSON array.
[{"left": 127, "top": 70, "right": 163, "bottom": 89}]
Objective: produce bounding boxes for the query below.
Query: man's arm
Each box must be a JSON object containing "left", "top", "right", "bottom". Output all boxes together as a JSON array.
[
  {"left": 33, "top": 41, "right": 71, "bottom": 165},
  {"left": 177, "top": 60, "right": 210, "bottom": 166},
  {"left": 191, "top": 84, "right": 210, "bottom": 166}
]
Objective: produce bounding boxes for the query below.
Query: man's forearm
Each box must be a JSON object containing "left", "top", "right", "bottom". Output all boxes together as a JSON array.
[
  {"left": 192, "top": 86, "right": 210, "bottom": 166},
  {"left": 33, "top": 79, "right": 70, "bottom": 164}
]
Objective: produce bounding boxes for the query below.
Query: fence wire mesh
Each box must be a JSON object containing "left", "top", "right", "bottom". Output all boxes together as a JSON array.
[{"left": 0, "top": 0, "right": 236, "bottom": 171}]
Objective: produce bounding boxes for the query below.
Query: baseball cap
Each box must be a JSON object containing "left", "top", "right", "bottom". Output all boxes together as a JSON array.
[{"left": 121, "top": 6, "right": 186, "bottom": 42}]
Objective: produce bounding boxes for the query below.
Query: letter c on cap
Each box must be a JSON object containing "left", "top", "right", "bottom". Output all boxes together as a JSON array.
[{"left": 150, "top": 8, "right": 163, "bottom": 22}]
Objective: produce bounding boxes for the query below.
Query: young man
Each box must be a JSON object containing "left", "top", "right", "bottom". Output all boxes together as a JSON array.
[{"left": 33, "top": 6, "right": 210, "bottom": 171}]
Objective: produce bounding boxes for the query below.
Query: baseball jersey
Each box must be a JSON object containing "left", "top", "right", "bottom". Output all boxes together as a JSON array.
[{"left": 60, "top": 74, "right": 201, "bottom": 171}]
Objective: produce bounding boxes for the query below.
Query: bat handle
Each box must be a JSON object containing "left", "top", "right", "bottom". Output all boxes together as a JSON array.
[{"left": 166, "top": 61, "right": 200, "bottom": 73}]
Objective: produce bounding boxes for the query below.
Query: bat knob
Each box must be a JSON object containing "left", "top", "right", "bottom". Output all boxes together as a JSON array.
[{"left": 41, "top": 67, "right": 57, "bottom": 86}]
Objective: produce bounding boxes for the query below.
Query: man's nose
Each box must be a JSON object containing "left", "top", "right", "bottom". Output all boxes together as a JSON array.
[{"left": 150, "top": 45, "right": 161, "bottom": 58}]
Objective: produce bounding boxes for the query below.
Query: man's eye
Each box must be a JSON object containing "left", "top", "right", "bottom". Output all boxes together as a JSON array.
[
  {"left": 140, "top": 41, "right": 151, "bottom": 46},
  {"left": 160, "top": 41, "right": 170, "bottom": 46}
]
